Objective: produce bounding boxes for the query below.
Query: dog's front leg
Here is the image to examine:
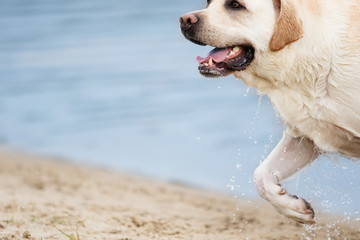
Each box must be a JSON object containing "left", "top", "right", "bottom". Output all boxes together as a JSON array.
[{"left": 253, "top": 131, "right": 319, "bottom": 224}]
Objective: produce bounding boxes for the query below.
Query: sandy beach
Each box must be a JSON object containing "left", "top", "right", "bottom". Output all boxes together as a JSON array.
[{"left": 0, "top": 149, "right": 359, "bottom": 240}]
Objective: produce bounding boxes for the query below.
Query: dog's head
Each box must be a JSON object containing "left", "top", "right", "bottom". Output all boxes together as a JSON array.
[{"left": 180, "top": 0, "right": 303, "bottom": 78}]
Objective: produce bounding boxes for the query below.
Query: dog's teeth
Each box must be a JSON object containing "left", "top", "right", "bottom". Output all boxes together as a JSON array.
[
  {"left": 233, "top": 46, "right": 240, "bottom": 52},
  {"left": 204, "top": 63, "right": 209, "bottom": 66},
  {"left": 229, "top": 51, "right": 235, "bottom": 56},
  {"left": 209, "top": 58, "right": 214, "bottom": 66}
]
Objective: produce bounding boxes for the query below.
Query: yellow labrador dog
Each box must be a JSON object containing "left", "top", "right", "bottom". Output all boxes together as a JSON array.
[{"left": 180, "top": 0, "right": 360, "bottom": 224}]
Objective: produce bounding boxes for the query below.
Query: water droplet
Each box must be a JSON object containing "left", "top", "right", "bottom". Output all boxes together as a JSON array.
[
  {"left": 227, "top": 183, "right": 235, "bottom": 191},
  {"left": 244, "top": 87, "right": 250, "bottom": 97}
]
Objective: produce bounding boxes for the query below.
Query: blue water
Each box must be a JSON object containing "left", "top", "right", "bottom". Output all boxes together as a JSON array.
[{"left": 0, "top": 0, "right": 359, "bottom": 217}]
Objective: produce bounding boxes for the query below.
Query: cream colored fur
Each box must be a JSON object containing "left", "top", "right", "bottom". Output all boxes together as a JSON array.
[
  {"left": 236, "top": 0, "right": 360, "bottom": 157},
  {"left": 181, "top": 0, "right": 360, "bottom": 224}
]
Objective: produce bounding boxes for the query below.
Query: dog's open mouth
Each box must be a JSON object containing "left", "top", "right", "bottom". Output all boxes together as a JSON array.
[{"left": 196, "top": 45, "right": 255, "bottom": 78}]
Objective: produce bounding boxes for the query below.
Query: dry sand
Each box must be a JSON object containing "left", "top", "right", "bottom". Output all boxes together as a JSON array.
[{"left": 0, "top": 148, "right": 359, "bottom": 240}]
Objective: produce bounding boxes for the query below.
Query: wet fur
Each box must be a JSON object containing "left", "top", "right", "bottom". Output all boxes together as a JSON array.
[{"left": 181, "top": 0, "right": 360, "bottom": 224}]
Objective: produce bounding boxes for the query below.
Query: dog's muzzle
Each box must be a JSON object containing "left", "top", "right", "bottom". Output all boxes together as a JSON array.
[
  {"left": 179, "top": 11, "right": 255, "bottom": 78},
  {"left": 179, "top": 13, "right": 206, "bottom": 46}
]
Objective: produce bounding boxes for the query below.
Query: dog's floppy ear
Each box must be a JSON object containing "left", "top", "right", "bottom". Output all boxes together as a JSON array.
[{"left": 269, "top": 0, "right": 303, "bottom": 51}]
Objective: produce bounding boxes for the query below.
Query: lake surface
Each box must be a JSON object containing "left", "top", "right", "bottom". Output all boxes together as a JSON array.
[{"left": 0, "top": 0, "right": 359, "bottom": 217}]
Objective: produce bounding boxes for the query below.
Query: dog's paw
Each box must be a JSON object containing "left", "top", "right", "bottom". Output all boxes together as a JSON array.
[
  {"left": 256, "top": 179, "right": 316, "bottom": 224},
  {"left": 273, "top": 187, "right": 316, "bottom": 224}
]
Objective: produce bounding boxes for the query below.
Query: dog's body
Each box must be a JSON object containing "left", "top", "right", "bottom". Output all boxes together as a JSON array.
[{"left": 180, "top": 0, "right": 360, "bottom": 224}]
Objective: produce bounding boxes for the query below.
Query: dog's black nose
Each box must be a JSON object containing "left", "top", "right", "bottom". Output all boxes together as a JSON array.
[{"left": 179, "top": 12, "right": 199, "bottom": 30}]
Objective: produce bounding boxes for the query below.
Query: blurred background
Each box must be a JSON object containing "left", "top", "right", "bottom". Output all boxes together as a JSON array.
[{"left": 0, "top": 0, "right": 359, "bottom": 217}]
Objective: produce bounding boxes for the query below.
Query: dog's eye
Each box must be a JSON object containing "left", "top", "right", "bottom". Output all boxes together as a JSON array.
[{"left": 230, "top": 1, "right": 244, "bottom": 9}]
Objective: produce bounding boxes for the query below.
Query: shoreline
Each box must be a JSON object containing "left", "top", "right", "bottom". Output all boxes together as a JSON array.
[{"left": 0, "top": 148, "right": 359, "bottom": 239}]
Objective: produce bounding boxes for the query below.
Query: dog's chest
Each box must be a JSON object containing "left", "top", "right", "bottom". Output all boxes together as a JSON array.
[
  {"left": 268, "top": 85, "right": 317, "bottom": 125},
  {"left": 267, "top": 84, "right": 360, "bottom": 156}
]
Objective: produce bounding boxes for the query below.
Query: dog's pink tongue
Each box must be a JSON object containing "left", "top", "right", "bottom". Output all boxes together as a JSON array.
[{"left": 196, "top": 47, "right": 232, "bottom": 63}]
